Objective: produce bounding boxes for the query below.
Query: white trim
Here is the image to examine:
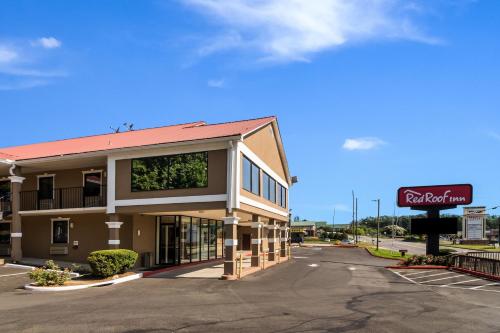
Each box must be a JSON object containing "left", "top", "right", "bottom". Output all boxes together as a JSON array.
[
  {"left": 234, "top": 141, "right": 242, "bottom": 209},
  {"left": 251, "top": 222, "right": 263, "bottom": 228},
  {"left": 114, "top": 194, "right": 227, "bottom": 207},
  {"left": 105, "top": 221, "right": 123, "bottom": 229},
  {"left": 224, "top": 239, "right": 238, "bottom": 246},
  {"left": 51, "top": 218, "right": 70, "bottom": 245},
  {"left": 82, "top": 169, "right": 103, "bottom": 183},
  {"left": 280, "top": 238, "right": 287, "bottom": 242},
  {"left": 24, "top": 272, "right": 143, "bottom": 291},
  {"left": 226, "top": 141, "right": 235, "bottom": 211},
  {"left": 19, "top": 207, "right": 106, "bottom": 216},
  {"left": 108, "top": 239, "right": 120, "bottom": 245},
  {"left": 37, "top": 174, "right": 55, "bottom": 200},
  {"left": 251, "top": 239, "right": 262, "bottom": 245},
  {"left": 8, "top": 176, "right": 25, "bottom": 184},
  {"left": 223, "top": 216, "right": 240, "bottom": 225},
  {"left": 240, "top": 195, "right": 288, "bottom": 218},
  {"left": 106, "top": 156, "right": 116, "bottom": 214},
  {"left": 265, "top": 224, "right": 278, "bottom": 230},
  {"left": 239, "top": 143, "right": 288, "bottom": 189},
  {"left": 11, "top": 232, "right": 22, "bottom": 238},
  {"left": 268, "top": 238, "right": 278, "bottom": 243}
]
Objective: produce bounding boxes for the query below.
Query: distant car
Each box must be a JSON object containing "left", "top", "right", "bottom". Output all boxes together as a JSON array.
[{"left": 346, "top": 239, "right": 355, "bottom": 244}]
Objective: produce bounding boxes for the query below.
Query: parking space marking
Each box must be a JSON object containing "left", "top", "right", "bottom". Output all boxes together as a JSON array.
[
  {"left": 0, "top": 272, "right": 28, "bottom": 278},
  {"left": 389, "top": 269, "right": 500, "bottom": 293},
  {"left": 402, "top": 270, "right": 435, "bottom": 277},
  {"left": 470, "top": 283, "right": 499, "bottom": 290},
  {"left": 420, "top": 275, "right": 462, "bottom": 284},
  {"left": 442, "top": 278, "right": 480, "bottom": 286},
  {"left": 412, "top": 272, "right": 453, "bottom": 279}
]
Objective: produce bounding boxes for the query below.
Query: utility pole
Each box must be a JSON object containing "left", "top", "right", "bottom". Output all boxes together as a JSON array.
[
  {"left": 355, "top": 198, "right": 358, "bottom": 244},
  {"left": 372, "top": 199, "right": 381, "bottom": 251},
  {"left": 332, "top": 208, "right": 336, "bottom": 233},
  {"left": 352, "top": 190, "right": 355, "bottom": 240}
]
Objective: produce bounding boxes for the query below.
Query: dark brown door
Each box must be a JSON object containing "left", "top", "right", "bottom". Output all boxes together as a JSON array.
[{"left": 242, "top": 234, "right": 251, "bottom": 251}]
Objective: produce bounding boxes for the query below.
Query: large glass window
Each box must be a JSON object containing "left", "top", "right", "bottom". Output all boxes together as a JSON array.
[
  {"left": 131, "top": 152, "right": 208, "bottom": 192},
  {"left": 38, "top": 176, "right": 54, "bottom": 200},
  {"left": 191, "top": 218, "right": 200, "bottom": 262},
  {"left": 269, "top": 178, "right": 276, "bottom": 203},
  {"left": 209, "top": 220, "right": 217, "bottom": 259},
  {"left": 83, "top": 172, "right": 102, "bottom": 197},
  {"left": 281, "top": 186, "right": 287, "bottom": 208},
  {"left": 217, "top": 220, "right": 224, "bottom": 259},
  {"left": 242, "top": 156, "right": 260, "bottom": 195},
  {"left": 52, "top": 219, "right": 68, "bottom": 244},
  {"left": 200, "top": 219, "right": 209, "bottom": 261},
  {"left": 180, "top": 217, "right": 191, "bottom": 264},
  {"left": 276, "top": 183, "right": 282, "bottom": 207}
]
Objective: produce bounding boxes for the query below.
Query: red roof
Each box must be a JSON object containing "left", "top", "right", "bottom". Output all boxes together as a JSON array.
[{"left": 0, "top": 116, "right": 275, "bottom": 161}]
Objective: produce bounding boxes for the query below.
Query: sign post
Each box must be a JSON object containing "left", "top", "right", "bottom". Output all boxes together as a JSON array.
[{"left": 397, "top": 184, "right": 473, "bottom": 256}]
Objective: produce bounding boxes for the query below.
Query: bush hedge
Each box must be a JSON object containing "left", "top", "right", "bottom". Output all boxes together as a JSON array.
[
  {"left": 29, "top": 260, "right": 71, "bottom": 286},
  {"left": 87, "top": 249, "right": 138, "bottom": 278},
  {"left": 402, "top": 254, "right": 451, "bottom": 267}
]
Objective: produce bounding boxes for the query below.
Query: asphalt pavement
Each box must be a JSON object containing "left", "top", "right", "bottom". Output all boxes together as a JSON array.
[{"left": 0, "top": 248, "right": 499, "bottom": 332}]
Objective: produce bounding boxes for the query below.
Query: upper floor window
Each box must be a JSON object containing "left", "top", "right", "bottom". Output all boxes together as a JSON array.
[
  {"left": 279, "top": 185, "right": 287, "bottom": 208},
  {"left": 0, "top": 180, "right": 10, "bottom": 201},
  {"left": 263, "top": 172, "right": 277, "bottom": 203},
  {"left": 131, "top": 152, "right": 208, "bottom": 192},
  {"left": 242, "top": 156, "right": 260, "bottom": 195}
]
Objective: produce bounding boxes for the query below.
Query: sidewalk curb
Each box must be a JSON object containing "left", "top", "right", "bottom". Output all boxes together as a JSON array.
[
  {"left": 24, "top": 272, "right": 143, "bottom": 292},
  {"left": 5, "top": 263, "right": 36, "bottom": 270},
  {"left": 364, "top": 248, "right": 403, "bottom": 261}
]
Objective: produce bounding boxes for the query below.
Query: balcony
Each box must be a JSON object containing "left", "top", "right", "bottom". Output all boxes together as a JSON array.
[{"left": 20, "top": 186, "right": 107, "bottom": 211}]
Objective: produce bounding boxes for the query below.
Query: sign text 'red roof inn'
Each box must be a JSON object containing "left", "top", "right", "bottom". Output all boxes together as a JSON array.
[{"left": 398, "top": 184, "right": 473, "bottom": 208}]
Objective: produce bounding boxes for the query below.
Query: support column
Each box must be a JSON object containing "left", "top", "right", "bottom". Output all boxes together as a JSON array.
[
  {"left": 268, "top": 219, "right": 277, "bottom": 261},
  {"left": 222, "top": 213, "right": 239, "bottom": 278},
  {"left": 251, "top": 215, "right": 262, "bottom": 267},
  {"left": 9, "top": 175, "right": 25, "bottom": 262},
  {"left": 280, "top": 224, "right": 287, "bottom": 257},
  {"left": 106, "top": 214, "right": 123, "bottom": 249}
]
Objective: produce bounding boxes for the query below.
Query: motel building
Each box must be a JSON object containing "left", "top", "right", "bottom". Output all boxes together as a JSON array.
[{"left": 0, "top": 116, "right": 292, "bottom": 279}]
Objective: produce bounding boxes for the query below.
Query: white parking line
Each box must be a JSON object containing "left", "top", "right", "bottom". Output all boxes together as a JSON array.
[
  {"left": 421, "top": 275, "right": 463, "bottom": 284},
  {"left": 442, "top": 278, "right": 480, "bottom": 287},
  {"left": 0, "top": 272, "right": 28, "bottom": 278},
  {"left": 470, "top": 283, "right": 499, "bottom": 290},
  {"left": 412, "top": 272, "right": 454, "bottom": 279},
  {"left": 401, "top": 270, "right": 435, "bottom": 277}
]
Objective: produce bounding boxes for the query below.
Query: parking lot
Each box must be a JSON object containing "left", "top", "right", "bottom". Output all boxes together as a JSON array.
[
  {"left": 390, "top": 268, "right": 500, "bottom": 292},
  {"left": 0, "top": 264, "right": 32, "bottom": 293}
]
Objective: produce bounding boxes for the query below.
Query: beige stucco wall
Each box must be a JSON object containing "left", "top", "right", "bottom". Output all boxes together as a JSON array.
[
  {"left": 132, "top": 214, "right": 157, "bottom": 265},
  {"left": 243, "top": 124, "right": 287, "bottom": 180},
  {"left": 115, "top": 149, "right": 227, "bottom": 200},
  {"left": 19, "top": 166, "right": 107, "bottom": 192}
]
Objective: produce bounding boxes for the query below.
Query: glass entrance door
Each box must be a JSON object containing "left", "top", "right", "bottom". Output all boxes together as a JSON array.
[{"left": 159, "top": 223, "right": 177, "bottom": 265}]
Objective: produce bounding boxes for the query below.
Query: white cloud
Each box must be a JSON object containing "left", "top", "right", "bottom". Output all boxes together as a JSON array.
[
  {"left": 342, "top": 137, "right": 386, "bottom": 151},
  {"left": 0, "top": 47, "right": 17, "bottom": 63},
  {"left": 488, "top": 131, "right": 500, "bottom": 141},
  {"left": 33, "top": 37, "right": 62, "bottom": 49},
  {"left": 207, "top": 78, "right": 225, "bottom": 88},
  {"left": 182, "top": 0, "right": 438, "bottom": 62}
]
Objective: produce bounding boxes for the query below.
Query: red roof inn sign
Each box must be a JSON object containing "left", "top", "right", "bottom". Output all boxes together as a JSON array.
[{"left": 398, "top": 184, "right": 473, "bottom": 208}]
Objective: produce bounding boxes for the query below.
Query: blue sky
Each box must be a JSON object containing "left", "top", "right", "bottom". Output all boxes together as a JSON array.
[{"left": 1, "top": 0, "right": 499, "bottom": 223}]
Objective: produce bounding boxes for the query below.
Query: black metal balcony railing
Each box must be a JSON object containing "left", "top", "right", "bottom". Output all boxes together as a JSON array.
[{"left": 20, "top": 186, "right": 107, "bottom": 211}]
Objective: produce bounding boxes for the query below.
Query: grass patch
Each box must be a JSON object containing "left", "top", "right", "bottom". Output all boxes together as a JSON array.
[
  {"left": 446, "top": 244, "right": 500, "bottom": 252},
  {"left": 364, "top": 246, "right": 411, "bottom": 260}
]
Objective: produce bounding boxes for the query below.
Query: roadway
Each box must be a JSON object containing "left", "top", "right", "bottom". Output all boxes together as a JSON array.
[{"left": 359, "top": 236, "right": 470, "bottom": 255}]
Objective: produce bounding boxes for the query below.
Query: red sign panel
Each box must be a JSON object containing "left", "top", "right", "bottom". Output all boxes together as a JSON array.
[{"left": 398, "top": 184, "right": 473, "bottom": 208}]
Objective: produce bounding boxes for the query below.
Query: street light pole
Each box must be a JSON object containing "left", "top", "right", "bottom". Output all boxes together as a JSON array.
[{"left": 372, "top": 199, "right": 381, "bottom": 251}]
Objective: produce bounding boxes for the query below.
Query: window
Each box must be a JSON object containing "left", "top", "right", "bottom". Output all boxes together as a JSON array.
[
  {"left": 83, "top": 171, "right": 102, "bottom": 197},
  {"left": 38, "top": 176, "right": 54, "bottom": 200},
  {"left": 242, "top": 156, "right": 260, "bottom": 195},
  {"left": 269, "top": 178, "right": 276, "bottom": 203},
  {"left": 276, "top": 183, "right": 282, "bottom": 206},
  {"left": 263, "top": 173, "right": 270, "bottom": 200},
  {"left": 0, "top": 180, "right": 10, "bottom": 201},
  {"left": 51, "top": 219, "right": 69, "bottom": 244},
  {"left": 131, "top": 152, "right": 208, "bottom": 192},
  {"left": 280, "top": 186, "right": 287, "bottom": 208},
  {"left": 0, "top": 223, "right": 10, "bottom": 245}
]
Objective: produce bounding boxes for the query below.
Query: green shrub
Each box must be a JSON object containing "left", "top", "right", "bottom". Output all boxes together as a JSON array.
[
  {"left": 87, "top": 249, "right": 138, "bottom": 278},
  {"left": 402, "top": 255, "right": 451, "bottom": 267},
  {"left": 28, "top": 260, "right": 71, "bottom": 286}
]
